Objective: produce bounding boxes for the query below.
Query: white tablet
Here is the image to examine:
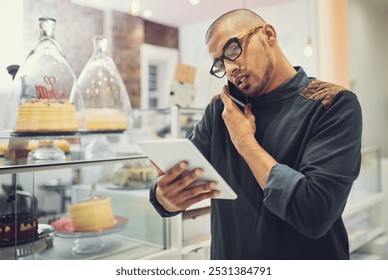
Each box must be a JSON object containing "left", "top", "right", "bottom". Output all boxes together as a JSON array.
[{"left": 138, "top": 138, "right": 237, "bottom": 200}]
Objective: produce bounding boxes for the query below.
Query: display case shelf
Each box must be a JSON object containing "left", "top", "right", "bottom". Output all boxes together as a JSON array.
[
  {"left": 28, "top": 234, "right": 164, "bottom": 260},
  {"left": 0, "top": 154, "right": 147, "bottom": 174}
]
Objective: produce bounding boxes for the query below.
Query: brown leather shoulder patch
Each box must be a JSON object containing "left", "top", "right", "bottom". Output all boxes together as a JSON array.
[{"left": 299, "top": 79, "right": 347, "bottom": 109}]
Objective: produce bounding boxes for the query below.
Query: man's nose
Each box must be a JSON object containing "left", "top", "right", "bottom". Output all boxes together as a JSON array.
[{"left": 224, "top": 59, "right": 239, "bottom": 76}]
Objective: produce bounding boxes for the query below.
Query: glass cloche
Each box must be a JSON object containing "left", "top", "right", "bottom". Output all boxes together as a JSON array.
[
  {"left": 3, "top": 17, "right": 85, "bottom": 135},
  {"left": 77, "top": 35, "right": 132, "bottom": 132}
]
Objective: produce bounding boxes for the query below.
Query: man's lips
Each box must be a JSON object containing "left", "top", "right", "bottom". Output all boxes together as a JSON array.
[{"left": 235, "top": 75, "right": 249, "bottom": 90}]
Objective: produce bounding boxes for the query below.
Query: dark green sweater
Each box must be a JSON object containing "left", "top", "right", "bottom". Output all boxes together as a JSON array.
[{"left": 150, "top": 67, "right": 362, "bottom": 260}]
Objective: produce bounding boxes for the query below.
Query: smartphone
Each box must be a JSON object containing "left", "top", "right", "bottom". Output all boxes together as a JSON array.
[{"left": 225, "top": 79, "right": 245, "bottom": 111}]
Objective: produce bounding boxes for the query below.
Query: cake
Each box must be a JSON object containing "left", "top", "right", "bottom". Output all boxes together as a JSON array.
[
  {"left": 84, "top": 108, "right": 127, "bottom": 131},
  {"left": 15, "top": 99, "right": 78, "bottom": 133},
  {"left": 113, "top": 164, "right": 156, "bottom": 187},
  {"left": 69, "top": 197, "right": 115, "bottom": 232},
  {"left": 0, "top": 143, "right": 6, "bottom": 156},
  {"left": 0, "top": 212, "right": 39, "bottom": 243},
  {"left": 53, "top": 139, "right": 70, "bottom": 153}
]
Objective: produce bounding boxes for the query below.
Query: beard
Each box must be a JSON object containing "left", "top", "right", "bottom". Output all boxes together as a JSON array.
[{"left": 243, "top": 36, "right": 274, "bottom": 97}]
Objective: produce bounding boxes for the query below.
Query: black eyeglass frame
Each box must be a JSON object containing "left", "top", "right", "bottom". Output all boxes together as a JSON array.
[{"left": 209, "top": 25, "right": 264, "bottom": 78}]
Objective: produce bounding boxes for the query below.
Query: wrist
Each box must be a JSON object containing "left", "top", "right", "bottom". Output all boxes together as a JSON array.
[
  {"left": 155, "top": 185, "right": 179, "bottom": 212},
  {"left": 235, "top": 134, "right": 258, "bottom": 155}
]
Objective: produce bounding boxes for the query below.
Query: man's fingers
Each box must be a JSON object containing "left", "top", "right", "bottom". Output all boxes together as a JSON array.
[
  {"left": 157, "top": 161, "right": 188, "bottom": 187},
  {"left": 244, "top": 103, "right": 253, "bottom": 117},
  {"left": 180, "top": 190, "right": 220, "bottom": 209},
  {"left": 157, "top": 162, "right": 207, "bottom": 195},
  {"left": 169, "top": 167, "right": 204, "bottom": 192},
  {"left": 180, "top": 181, "right": 218, "bottom": 200},
  {"left": 220, "top": 85, "right": 234, "bottom": 108},
  {"left": 175, "top": 182, "right": 220, "bottom": 209},
  {"left": 156, "top": 167, "right": 218, "bottom": 211}
]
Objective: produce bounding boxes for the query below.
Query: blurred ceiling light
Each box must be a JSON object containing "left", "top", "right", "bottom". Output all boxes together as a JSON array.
[
  {"left": 143, "top": 9, "right": 152, "bottom": 18},
  {"left": 304, "top": 0, "right": 313, "bottom": 57},
  {"left": 129, "top": 0, "right": 143, "bottom": 16},
  {"left": 190, "top": 0, "right": 200, "bottom": 5},
  {"left": 304, "top": 37, "right": 313, "bottom": 57}
]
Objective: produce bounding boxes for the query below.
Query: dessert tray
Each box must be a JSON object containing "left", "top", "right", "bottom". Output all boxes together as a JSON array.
[
  {"left": 51, "top": 215, "right": 127, "bottom": 254},
  {"left": 0, "top": 224, "right": 54, "bottom": 259}
]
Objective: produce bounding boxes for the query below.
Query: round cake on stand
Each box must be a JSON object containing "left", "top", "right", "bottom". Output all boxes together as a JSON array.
[{"left": 51, "top": 185, "right": 127, "bottom": 254}]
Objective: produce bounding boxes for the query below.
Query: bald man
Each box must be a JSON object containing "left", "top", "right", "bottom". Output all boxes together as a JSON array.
[{"left": 149, "top": 9, "right": 362, "bottom": 260}]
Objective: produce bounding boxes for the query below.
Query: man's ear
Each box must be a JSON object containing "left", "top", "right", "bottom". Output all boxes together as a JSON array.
[{"left": 263, "top": 24, "right": 277, "bottom": 45}]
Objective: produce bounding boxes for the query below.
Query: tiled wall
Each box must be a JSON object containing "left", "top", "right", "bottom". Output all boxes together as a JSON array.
[{"left": 22, "top": 0, "right": 178, "bottom": 108}]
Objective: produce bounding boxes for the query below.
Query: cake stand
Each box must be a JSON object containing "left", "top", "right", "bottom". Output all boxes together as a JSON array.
[
  {"left": 27, "top": 138, "right": 66, "bottom": 164},
  {"left": 0, "top": 224, "right": 54, "bottom": 259},
  {"left": 51, "top": 215, "right": 127, "bottom": 254}
]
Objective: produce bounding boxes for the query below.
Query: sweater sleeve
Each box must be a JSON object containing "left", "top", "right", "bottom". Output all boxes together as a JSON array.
[{"left": 263, "top": 91, "right": 362, "bottom": 239}]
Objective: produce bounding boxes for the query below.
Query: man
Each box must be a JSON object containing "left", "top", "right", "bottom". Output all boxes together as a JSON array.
[{"left": 149, "top": 9, "right": 362, "bottom": 260}]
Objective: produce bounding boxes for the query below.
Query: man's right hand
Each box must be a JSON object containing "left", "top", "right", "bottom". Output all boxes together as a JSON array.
[{"left": 155, "top": 161, "right": 220, "bottom": 212}]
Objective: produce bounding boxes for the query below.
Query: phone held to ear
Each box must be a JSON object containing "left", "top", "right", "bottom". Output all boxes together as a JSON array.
[{"left": 225, "top": 78, "right": 246, "bottom": 110}]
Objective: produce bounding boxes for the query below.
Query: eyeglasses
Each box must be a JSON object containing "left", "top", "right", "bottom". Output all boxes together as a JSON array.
[{"left": 209, "top": 25, "right": 263, "bottom": 78}]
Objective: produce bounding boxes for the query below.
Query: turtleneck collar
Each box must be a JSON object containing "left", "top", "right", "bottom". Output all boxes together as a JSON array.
[{"left": 246, "top": 66, "right": 311, "bottom": 105}]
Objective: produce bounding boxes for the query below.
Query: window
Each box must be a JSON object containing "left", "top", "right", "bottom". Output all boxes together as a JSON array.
[{"left": 148, "top": 64, "right": 158, "bottom": 92}]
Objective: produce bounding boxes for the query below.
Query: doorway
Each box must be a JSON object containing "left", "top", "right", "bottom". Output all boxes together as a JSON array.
[{"left": 140, "top": 44, "right": 179, "bottom": 108}]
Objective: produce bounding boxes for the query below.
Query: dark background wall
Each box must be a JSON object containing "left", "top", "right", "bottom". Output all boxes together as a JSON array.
[{"left": 22, "top": 0, "right": 179, "bottom": 108}]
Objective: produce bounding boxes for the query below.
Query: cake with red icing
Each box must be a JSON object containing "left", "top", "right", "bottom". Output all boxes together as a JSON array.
[
  {"left": 15, "top": 99, "right": 78, "bottom": 133},
  {"left": 0, "top": 212, "right": 39, "bottom": 243}
]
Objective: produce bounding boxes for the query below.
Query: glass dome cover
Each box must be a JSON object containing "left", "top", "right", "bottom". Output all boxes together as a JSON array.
[
  {"left": 3, "top": 17, "right": 85, "bottom": 135},
  {"left": 77, "top": 35, "right": 131, "bottom": 132}
]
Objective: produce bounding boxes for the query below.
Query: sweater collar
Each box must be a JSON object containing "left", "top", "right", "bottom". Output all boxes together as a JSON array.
[{"left": 249, "top": 66, "right": 311, "bottom": 104}]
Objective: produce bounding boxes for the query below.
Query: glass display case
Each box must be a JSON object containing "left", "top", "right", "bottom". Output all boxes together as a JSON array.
[{"left": 0, "top": 106, "right": 207, "bottom": 260}]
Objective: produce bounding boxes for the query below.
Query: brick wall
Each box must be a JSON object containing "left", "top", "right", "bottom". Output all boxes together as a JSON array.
[
  {"left": 22, "top": 0, "right": 179, "bottom": 108},
  {"left": 144, "top": 20, "right": 179, "bottom": 49},
  {"left": 111, "top": 11, "right": 144, "bottom": 108}
]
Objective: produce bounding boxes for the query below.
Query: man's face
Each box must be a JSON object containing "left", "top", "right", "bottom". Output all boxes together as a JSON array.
[{"left": 207, "top": 21, "right": 274, "bottom": 97}]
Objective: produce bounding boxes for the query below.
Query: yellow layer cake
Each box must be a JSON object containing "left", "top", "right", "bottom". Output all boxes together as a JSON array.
[
  {"left": 85, "top": 108, "right": 127, "bottom": 131},
  {"left": 15, "top": 99, "right": 78, "bottom": 132},
  {"left": 69, "top": 197, "right": 115, "bottom": 232}
]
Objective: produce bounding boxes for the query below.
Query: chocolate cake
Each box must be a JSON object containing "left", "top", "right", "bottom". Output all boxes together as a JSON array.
[{"left": 0, "top": 212, "right": 39, "bottom": 244}]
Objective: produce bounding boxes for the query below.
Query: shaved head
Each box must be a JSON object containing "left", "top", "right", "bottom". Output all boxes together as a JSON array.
[{"left": 205, "top": 9, "right": 266, "bottom": 44}]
